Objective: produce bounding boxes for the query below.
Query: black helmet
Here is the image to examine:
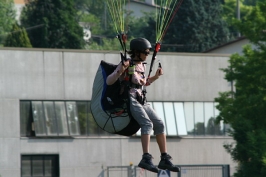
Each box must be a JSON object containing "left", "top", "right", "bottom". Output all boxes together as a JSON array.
[{"left": 130, "top": 38, "right": 152, "bottom": 51}]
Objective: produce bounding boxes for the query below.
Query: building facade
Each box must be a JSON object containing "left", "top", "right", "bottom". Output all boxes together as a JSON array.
[{"left": 0, "top": 48, "right": 235, "bottom": 177}]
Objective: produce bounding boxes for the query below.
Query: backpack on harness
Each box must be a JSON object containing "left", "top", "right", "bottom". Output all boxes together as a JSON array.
[{"left": 90, "top": 60, "right": 140, "bottom": 136}]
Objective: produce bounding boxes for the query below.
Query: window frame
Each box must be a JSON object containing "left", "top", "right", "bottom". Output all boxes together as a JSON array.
[
  {"left": 21, "top": 154, "right": 60, "bottom": 177},
  {"left": 20, "top": 100, "right": 229, "bottom": 138},
  {"left": 20, "top": 100, "right": 113, "bottom": 138}
]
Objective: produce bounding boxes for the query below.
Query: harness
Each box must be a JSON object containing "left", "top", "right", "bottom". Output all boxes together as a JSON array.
[{"left": 120, "top": 60, "right": 147, "bottom": 105}]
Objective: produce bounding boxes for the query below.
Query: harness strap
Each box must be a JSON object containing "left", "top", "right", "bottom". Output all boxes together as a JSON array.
[{"left": 131, "top": 83, "right": 142, "bottom": 89}]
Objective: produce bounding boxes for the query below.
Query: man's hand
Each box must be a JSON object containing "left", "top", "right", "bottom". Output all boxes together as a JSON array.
[{"left": 155, "top": 68, "right": 163, "bottom": 79}]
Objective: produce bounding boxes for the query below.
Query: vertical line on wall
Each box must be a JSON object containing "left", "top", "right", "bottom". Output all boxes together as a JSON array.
[
  {"left": 62, "top": 52, "right": 66, "bottom": 99},
  {"left": 172, "top": 102, "right": 178, "bottom": 135},
  {"left": 43, "top": 51, "right": 46, "bottom": 98}
]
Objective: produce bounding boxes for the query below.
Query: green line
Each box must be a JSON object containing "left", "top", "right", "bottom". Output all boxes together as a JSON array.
[
  {"left": 106, "top": 0, "right": 125, "bottom": 34},
  {"left": 107, "top": 0, "right": 119, "bottom": 33},
  {"left": 107, "top": 0, "right": 179, "bottom": 43},
  {"left": 156, "top": 0, "right": 179, "bottom": 42},
  {"left": 160, "top": 0, "right": 179, "bottom": 41},
  {"left": 157, "top": 0, "right": 171, "bottom": 42}
]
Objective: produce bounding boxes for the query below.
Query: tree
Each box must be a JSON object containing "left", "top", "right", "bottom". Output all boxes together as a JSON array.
[
  {"left": 75, "top": 0, "right": 105, "bottom": 18},
  {"left": 20, "top": 0, "right": 84, "bottom": 49},
  {"left": 215, "top": 2, "right": 266, "bottom": 176},
  {"left": 74, "top": 0, "right": 232, "bottom": 52},
  {"left": 0, "top": 0, "right": 16, "bottom": 45},
  {"left": 222, "top": 0, "right": 254, "bottom": 38},
  {"left": 160, "top": 0, "right": 231, "bottom": 52},
  {"left": 4, "top": 23, "right": 32, "bottom": 47},
  {"left": 206, "top": 117, "right": 222, "bottom": 135},
  {"left": 243, "top": 0, "right": 264, "bottom": 6}
]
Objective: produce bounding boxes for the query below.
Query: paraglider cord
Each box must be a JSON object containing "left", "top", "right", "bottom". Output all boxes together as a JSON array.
[{"left": 116, "top": 33, "right": 127, "bottom": 65}]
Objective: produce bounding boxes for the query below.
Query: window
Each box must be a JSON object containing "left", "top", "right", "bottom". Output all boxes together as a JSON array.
[
  {"left": 21, "top": 101, "right": 228, "bottom": 137},
  {"left": 21, "top": 155, "right": 59, "bottom": 177},
  {"left": 20, "top": 101, "right": 113, "bottom": 137},
  {"left": 136, "top": 101, "right": 228, "bottom": 136}
]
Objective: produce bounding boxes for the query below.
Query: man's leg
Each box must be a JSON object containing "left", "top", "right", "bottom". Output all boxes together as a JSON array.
[
  {"left": 156, "top": 133, "right": 167, "bottom": 153},
  {"left": 141, "top": 134, "right": 150, "bottom": 153},
  {"left": 156, "top": 133, "right": 180, "bottom": 172},
  {"left": 138, "top": 134, "right": 158, "bottom": 173}
]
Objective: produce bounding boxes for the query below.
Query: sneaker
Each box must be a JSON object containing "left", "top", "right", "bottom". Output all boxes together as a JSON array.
[
  {"left": 158, "top": 154, "right": 180, "bottom": 172},
  {"left": 138, "top": 153, "right": 159, "bottom": 173}
]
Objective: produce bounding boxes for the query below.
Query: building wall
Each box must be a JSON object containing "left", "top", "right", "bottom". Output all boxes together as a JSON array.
[
  {"left": 206, "top": 38, "right": 257, "bottom": 55},
  {"left": 0, "top": 48, "right": 235, "bottom": 177},
  {"left": 0, "top": 49, "right": 231, "bottom": 101}
]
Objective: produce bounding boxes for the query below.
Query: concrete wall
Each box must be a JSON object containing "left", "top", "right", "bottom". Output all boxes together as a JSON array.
[
  {"left": 206, "top": 38, "right": 257, "bottom": 55},
  {"left": 0, "top": 48, "right": 235, "bottom": 177},
  {"left": 0, "top": 48, "right": 231, "bottom": 101}
]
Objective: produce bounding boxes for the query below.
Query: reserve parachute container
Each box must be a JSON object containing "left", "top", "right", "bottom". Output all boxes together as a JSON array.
[{"left": 90, "top": 60, "right": 140, "bottom": 136}]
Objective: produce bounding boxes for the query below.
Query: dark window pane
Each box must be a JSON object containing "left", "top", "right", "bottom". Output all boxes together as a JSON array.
[
  {"left": 32, "top": 156, "right": 43, "bottom": 176},
  {"left": 44, "top": 156, "right": 53, "bottom": 176},
  {"left": 43, "top": 102, "right": 58, "bottom": 136},
  {"left": 194, "top": 102, "right": 205, "bottom": 135},
  {"left": 215, "top": 103, "right": 226, "bottom": 135},
  {"left": 21, "top": 156, "right": 31, "bottom": 177},
  {"left": 88, "top": 102, "right": 102, "bottom": 135},
  {"left": 76, "top": 102, "right": 88, "bottom": 136},
  {"left": 184, "top": 102, "right": 194, "bottom": 135},
  {"left": 44, "top": 156, "right": 59, "bottom": 177},
  {"left": 205, "top": 102, "right": 216, "bottom": 135},
  {"left": 44, "top": 155, "right": 59, "bottom": 177},
  {"left": 21, "top": 155, "right": 59, "bottom": 177},
  {"left": 32, "top": 101, "right": 46, "bottom": 136},
  {"left": 20, "top": 101, "right": 33, "bottom": 137},
  {"left": 66, "top": 102, "right": 80, "bottom": 135},
  {"left": 54, "top": 102, "right": 69, "bottom": 136}
]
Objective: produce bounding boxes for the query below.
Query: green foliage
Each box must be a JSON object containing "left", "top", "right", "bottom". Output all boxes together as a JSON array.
[
  {"left": 0, "top": 0, "right": 16, "bottom": 45},
  {"left": 20, "top": 0, "right": 84, "bottom": 49},
  {"left": 232, "top": 2, "right": 266, "bottom": 47},
  {"left": 75, "top": 0, "right": 231, "bottom": 52},
  {"left": 87, "top": 36, "right": 133, "bottom": 51},
  {"left": 243, "top": 0, "right": 264, "bottom": 5},
  {"left": 215, "top": 2, "right": 266, "bottom": 176},
  {"left": 75, "top": 0, "right": 105, "bottom": 17},
  {"left": 162, "top": 0, "right": 230, "bottom": 52},
  {"left": 216, "top": 46, "right": 266, "bottom": 177},
  {"left": 75, "top": 0, "right": 232, "bottom": 52},
  {"left": 127, "top": 12, "right": 156, "bottom": 41},
  {"left": 86, "top": 38, "right": 121, "bottom": 50},
  {"left": 222, "top": 0, "right": 253, "bottom": 38},
  {"left": 4, "top": 23, "right": 32, "bottom": 47}
]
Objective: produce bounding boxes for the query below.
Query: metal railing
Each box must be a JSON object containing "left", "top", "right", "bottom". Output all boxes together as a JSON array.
[
  {"left": 177, "top": 165, "right": 230, "bottom": 177},
  {"left": 106, "top": 164, "right": 230, "bottom": 177}
]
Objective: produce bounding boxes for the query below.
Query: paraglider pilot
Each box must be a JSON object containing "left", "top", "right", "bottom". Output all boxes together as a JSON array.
[{"left": 106, "top": 38, "right": 180, "bottom": 173}]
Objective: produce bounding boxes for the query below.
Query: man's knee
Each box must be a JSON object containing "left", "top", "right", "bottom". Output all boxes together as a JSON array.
[
  {"left": 154, "top": 120, "right": 165, "bottom": 135},
  {"left": 141, "top": 121, "right": 153, "bottom": 134}
]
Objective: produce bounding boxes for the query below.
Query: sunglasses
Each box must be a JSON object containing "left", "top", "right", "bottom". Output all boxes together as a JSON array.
[{"left": 141, "top": 50, "right": 150, "bottom": 56}]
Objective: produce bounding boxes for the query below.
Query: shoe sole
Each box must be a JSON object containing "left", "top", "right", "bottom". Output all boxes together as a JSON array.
[
  {"left": 158, "top": 164, "right": 180, "bottom": 172},
  {"left": 138, "top": 163, "right": 159, "bottom": 173}
]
